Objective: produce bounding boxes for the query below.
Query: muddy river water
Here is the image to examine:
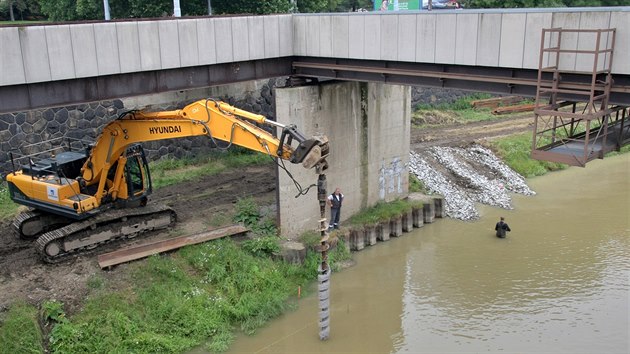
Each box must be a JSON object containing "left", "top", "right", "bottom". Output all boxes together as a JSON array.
[{"left": 220, "top": 154, "right": 629, "bottom": 353}]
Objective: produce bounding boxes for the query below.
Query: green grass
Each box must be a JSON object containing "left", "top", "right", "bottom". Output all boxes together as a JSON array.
[
  {"left": 409, "top": 174, "right": 427, "bottom": 194},
  {"left": 0, "top": 20, "right": 47, "bottom": 25},
  {"left": 606, "top": 144, "right": 630, "bottom": 156},
  {"left": 347, "top": 199, "right": 422, "bottom": 226},
  {"left": 150, "top": 149, "right": 271, "bottom": 189},
  {"left": 490, "top": 132, "right": 567, "bottom": 177},
  {"left": 414, "top": 93, "right": 493, "bottom": 111},
  {"left": 38, "top": 235, "right": 352, "bottom": 354},
  {"left": 40, "top": 241, "right": 309, "bottom": 353},
  {"left": 0, "top": 183, "right": 19, "bottom": 221},
  {"left": 0, "top": 302, "right": 43, "bottom": 354}
]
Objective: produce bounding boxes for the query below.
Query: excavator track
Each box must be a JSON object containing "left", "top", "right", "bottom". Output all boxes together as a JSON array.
[
  {"left": 12, "top": 210, "right": 72, "bottom": 240},
  {"left": 35, "top": 204, "right": 177, "bottom": 263}
]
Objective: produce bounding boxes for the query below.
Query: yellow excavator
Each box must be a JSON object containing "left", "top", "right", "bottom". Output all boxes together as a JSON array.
[{"left": 5, "top": 99, "right": 329, "bottom": 262}]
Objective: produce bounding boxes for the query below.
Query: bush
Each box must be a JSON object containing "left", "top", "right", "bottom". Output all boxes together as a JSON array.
[
  {"left": 242, "top": 235, "right": 281, "bottom": 257},
  {"left": 409, "top": 174, "right": 427, "bottom": 193},
  {"left": 233, "top": 197, "right": 260, "bottom": 227}
]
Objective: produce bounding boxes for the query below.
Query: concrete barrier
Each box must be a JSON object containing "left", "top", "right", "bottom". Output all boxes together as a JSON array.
[
  {"left": 390, "top": 216, "right": 403, "bottom": 237},
  {"left": 412, "top": 207, "right": 424, "bottom": 228},
  {"left": 349, "top": 228, "right": 365, "bottom": 251},
  {"left": 433, "top": 197, "right": 445, "bottom": 218},
  {"left": 402, "top": 210, "right": 414, "bottom": 232},
  {"left": 280, "top": 241, "right": 306, "bottom": 264},
  {"left": 423, "top": 202, "right": 435, "bottom": 224},
  {"left": 377, "top": 221, "right": 390, "bottom": 241},
  {"left": 364, "top": 225, "right": 378, "bottom": 246}
]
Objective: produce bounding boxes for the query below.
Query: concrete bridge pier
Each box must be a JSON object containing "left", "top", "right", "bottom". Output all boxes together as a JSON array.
[
  {"left": 402, "top": 210, "right": 414, "bottom": 232},
  {"left": 276, "top": 81, "right": 411, "bottom": 239},
  {"left": 390, "top": 216, "right": 403, "bottom": 237}
]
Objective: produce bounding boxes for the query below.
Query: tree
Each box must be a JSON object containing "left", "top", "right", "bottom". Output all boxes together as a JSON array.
[
  {"left": 211, "top": 0, "right": 292, "bottom": 15},
  {"left": 335, "top": 0, "right": 374, "bottom": 12},
  {"left": 9, "top": 0, "right": 14, "bottom": 20},
  {"left": 462, "top": 0, "right": 628, "bottom": 7},
  {"left": 1, "top": 0, "right": 35, "bottom": 21},
  {"left": 38, "top": 0, "right": 79, "bottom": 20}
]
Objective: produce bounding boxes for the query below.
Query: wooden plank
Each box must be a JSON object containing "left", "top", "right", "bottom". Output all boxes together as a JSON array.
[
  {"left": 97, "top": 225, "right": 249, "bottom": 268},
  {"left": 492, "top": 103, "right": 536, "bottom": 115},
  {"left": 471, "top": 96, "right": 523, "bottom": 109}
]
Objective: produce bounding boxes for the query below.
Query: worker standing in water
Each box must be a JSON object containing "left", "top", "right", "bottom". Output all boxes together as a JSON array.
[{"left": 495, "top": 217, "right": 511, "bottom": 238}]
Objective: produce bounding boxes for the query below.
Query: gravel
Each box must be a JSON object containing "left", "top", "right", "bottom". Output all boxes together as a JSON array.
[{"left": 410, "top": 144, "right": 535, "bottom": 221}]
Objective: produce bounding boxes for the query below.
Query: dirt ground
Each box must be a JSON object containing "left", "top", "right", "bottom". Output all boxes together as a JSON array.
[
  {"left": 0, "top": 164, "right": 278, "bottom": 314},
  {"left": 0, "top": 113, "right": 535, "bottom": 315},
  {"left": 412, "top": 112, "right": 534, "bottom": 150}
]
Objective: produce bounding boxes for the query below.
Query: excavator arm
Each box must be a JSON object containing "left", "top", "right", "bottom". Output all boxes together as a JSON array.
[
  {"left": 7, "top": 99, "right": 328, "bottom": 219},
  {"left": 82, "top": 99, "right": 329, "bottom": 206}
]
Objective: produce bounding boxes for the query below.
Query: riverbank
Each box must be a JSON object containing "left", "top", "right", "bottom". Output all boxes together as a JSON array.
[{"left": 225, "top": 153, "right": 630, "bottom": 353}]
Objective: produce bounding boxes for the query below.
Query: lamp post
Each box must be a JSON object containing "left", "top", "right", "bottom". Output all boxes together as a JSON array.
[
  {"left": 103, "top": 0, "right": 111, "bottom": 20},
  {"left": 173, "top": 0, "right": 181, "bottom": 17}
]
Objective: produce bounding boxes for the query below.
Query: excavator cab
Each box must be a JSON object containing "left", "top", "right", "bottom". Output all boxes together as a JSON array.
[{"left": 119, "top": 144, "right": 152, "bottom": 207}]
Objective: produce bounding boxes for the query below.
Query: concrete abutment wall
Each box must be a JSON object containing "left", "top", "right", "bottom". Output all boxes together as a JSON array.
[{"left": 276, "top": 81, "right": 411, "bottom": 238}]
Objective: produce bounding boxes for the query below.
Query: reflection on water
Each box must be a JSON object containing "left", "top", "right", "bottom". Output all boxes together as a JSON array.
[{"left": 222, "top": 154, "right": 629, "bottom": 354}]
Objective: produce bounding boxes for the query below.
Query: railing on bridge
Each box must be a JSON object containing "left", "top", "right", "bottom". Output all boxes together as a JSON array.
[{"left": 531, "top": 27, "right": 630, "bottom": 167}]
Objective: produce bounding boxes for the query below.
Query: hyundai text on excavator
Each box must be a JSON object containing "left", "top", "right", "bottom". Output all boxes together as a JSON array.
[{"left": 5, "top": 99, "right": 329, "bottom": 262}]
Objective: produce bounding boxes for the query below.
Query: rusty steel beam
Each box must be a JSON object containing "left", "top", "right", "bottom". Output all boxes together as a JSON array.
[{"left": 291, "top": 58, "right": 630, "bottom": 105}]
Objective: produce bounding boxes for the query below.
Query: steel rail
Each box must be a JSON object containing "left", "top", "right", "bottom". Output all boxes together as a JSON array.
[{"left": 292, "top": 61, "right": 630, "bottom": 95}]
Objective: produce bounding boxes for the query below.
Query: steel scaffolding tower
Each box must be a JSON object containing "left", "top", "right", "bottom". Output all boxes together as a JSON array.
[{"left": 531, "top": 28, "right": 629, "bottom": 167}]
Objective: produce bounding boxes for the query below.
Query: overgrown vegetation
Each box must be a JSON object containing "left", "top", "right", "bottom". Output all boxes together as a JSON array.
[
  {"left": 234, "top": 197, "right": 281, "bottom": 257},
  {"left": 409, "top": 174, "right": 428, "bottom": 194},
  {"left": 347, "top": 199, "right": 422, "bottom": 226},
  {"left": 1, "top": 0, "right": 375, "bottom": 22},
  {"left": 0, "top": 197, "right": 351, "bottom": 354},
  {"left": 43, "top": 244, "right": 300, "bottom": 353},
  {"left": 298, "top": 230, "right": 351, "bottom": 273},
  {"left": 0, "top": 301, "right": 43, "bottom": 354}
]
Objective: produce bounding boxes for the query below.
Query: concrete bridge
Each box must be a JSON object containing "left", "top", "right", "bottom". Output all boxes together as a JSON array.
[
  {"left": 1, "top": 7, "right": 629, "bottom": 113},
  {"left": 2, "top": 7, "right": 629, "bottom": 236}
]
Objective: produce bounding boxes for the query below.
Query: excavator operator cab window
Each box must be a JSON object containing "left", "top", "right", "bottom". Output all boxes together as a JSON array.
[
  {"left": 124, "top": 145, "right": 151, "bottom": 200},
  {"left": 127, "top": 156, "right": 144, "bottom": 195}
]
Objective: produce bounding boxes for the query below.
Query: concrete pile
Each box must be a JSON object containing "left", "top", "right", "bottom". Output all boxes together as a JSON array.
[{"left": 409, "top": 144, "right": 535, "bottom": 221}]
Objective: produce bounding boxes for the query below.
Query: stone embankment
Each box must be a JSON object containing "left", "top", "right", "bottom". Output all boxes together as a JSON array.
[{"left": 409, "top": 144, "right": 535, "bottom": 220}]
